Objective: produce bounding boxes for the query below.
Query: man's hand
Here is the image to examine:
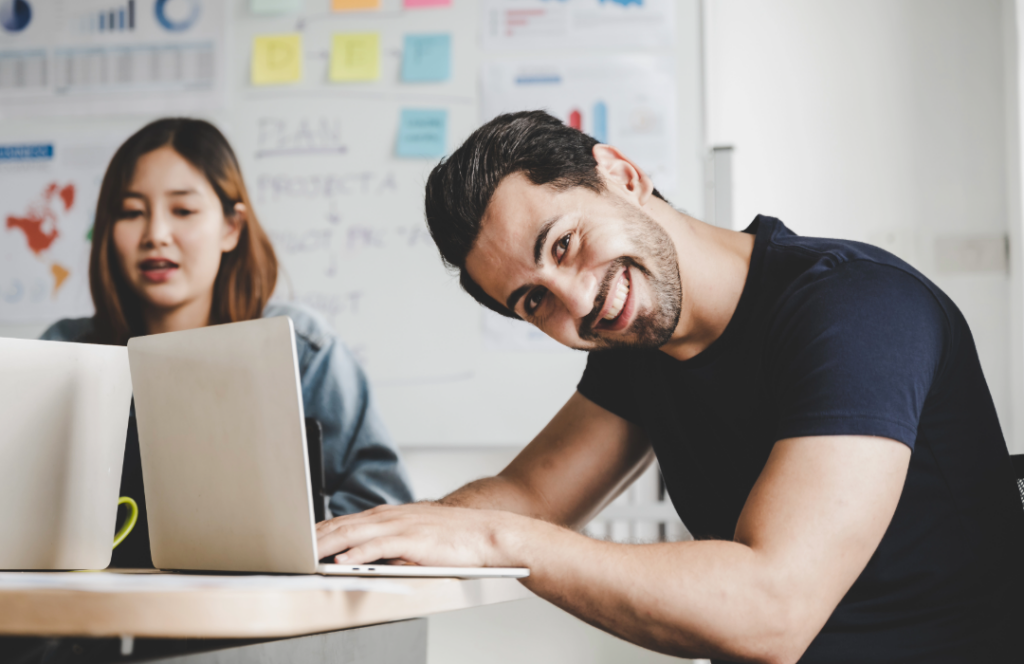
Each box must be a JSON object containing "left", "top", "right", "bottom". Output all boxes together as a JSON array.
[{"left": 316, "top": 503, "right": 534, "bottom": 568}]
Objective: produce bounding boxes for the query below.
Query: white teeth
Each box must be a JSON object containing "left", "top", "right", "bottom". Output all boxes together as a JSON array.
[{"left": 603, "top": 278, "right": 630, "bottom": 320}]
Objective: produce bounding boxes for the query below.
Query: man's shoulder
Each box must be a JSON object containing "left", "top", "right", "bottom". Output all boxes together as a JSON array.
[
  {"left": 263, "top": 301, "right": 335, "bottom": 352},
  {"left": 39, "top": 317, "right": 96, "bottom": 343}
]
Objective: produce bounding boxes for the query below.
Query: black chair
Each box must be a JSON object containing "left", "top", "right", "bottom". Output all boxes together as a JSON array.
[{"left": 1012, "top": 454, "right": 1024, "bottom": 509}]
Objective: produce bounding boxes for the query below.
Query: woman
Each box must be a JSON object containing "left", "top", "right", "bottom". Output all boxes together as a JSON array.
[{"left": 41, "top": 118, "right": 413, "bottom": 566}]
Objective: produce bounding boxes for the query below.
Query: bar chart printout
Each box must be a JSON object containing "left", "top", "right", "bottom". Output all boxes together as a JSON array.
[{"left": 0, "top": 0, "right": 224, "bottom": 115}]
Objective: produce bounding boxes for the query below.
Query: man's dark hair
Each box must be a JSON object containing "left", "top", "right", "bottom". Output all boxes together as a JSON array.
[{"left": 424, "top": 110, "right": 666, "bottom": 319}]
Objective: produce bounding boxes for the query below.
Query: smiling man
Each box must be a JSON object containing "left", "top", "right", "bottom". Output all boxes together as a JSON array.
[{"left": 316, "top": 111, "right": 1024, "bottom": 663}]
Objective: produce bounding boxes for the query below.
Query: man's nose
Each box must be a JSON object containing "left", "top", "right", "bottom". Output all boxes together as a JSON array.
[{"left": 548, "top": 272, "right": 598, "bottom": 321}]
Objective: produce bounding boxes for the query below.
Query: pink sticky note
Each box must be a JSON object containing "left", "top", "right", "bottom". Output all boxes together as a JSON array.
[{"left": 404, "top": 0, "right": 450, "bottom": 7}]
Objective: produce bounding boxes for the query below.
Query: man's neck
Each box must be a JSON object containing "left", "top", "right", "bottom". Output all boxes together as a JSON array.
[
  {"left": 652, "top": 204, "right": 756, "bottom": 362},
  {"left": 142, "top": 294, "right": 214, "bottom": 336}
]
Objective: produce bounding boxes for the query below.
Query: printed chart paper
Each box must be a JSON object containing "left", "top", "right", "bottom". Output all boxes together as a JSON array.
[
  {"left": 482, "top": 55, "right": 679, "bottom": 199},
  {"left": 0, "top": 0, "right": 226, "bottom": 117},
  {"left": 481, "top": 0, "right": 676, "bottom": 51},
  {"left": 1, "top": 138, "right": 119, "bottom": 323}
]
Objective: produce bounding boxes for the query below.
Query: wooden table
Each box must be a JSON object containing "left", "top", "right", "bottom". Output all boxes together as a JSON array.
[{"left": 0, "top": 571, "right": 533, "bottom": 663}]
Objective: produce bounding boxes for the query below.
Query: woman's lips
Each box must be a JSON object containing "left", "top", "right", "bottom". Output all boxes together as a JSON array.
[{"left": 139, "top": 259, "right": 179, "bottom": 283}]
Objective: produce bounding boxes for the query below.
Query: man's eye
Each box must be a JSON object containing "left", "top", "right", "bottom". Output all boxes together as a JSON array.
[
  {"left": 554, "top": 233, "right": 571, "bottom": 261},
  {"left": 525, "top": 288, "right": 547, "bottom": 315}
]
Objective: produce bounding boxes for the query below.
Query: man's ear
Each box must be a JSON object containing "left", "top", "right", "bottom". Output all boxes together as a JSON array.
[
  {"left": 592, "top": 144, "right": 654, "bottom": 206},
  {"left": 221, "top": 202, "right": 246, "bottom": 253}
]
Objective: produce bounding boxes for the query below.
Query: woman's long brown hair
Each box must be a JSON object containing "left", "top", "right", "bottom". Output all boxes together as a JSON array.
[{"left": 89, "top": 118, "right": 278, "bottom": 345}]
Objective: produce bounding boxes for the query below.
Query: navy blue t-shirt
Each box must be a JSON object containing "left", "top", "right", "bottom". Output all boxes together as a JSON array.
[{"left": 577, "top": 216, "right": 1024, "bottom": 663}]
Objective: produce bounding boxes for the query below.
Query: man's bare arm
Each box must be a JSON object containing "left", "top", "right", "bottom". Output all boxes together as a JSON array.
[
  {"left": 437, "top": 391, "right": 652, "bottom": 529},
  {"left": 316, "top": 434, "right": 910, "bottom": 663}
]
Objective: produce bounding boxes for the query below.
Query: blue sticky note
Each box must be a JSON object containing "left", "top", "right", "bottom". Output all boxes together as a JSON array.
[
  {"left": 396, "top": 109, "right": 447, "bottom": 158},
  {"left": 401, "top": 34, "right": 451, "bottom": 82}
]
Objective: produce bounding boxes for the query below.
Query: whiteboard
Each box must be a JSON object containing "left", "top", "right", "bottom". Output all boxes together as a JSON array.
[{"left": 0, "top": 0, "right": 705, "bottom": 445}]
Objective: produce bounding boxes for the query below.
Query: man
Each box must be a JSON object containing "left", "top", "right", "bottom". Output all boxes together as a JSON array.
[{"left": 317, "top": 111, "right": 1024, "bottom": 663}]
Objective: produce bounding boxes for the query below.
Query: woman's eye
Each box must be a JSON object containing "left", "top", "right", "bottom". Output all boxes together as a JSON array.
[
  {"left": 554, "top": 233, "right": 571, "bottom": 261},
  {"left": 119, "top": 210, "right": 143, "bottom": 220},
  {"left": 173, "top": 208, "right": 196, "bottom": 217},
  {"left": 525, "top": 288, "right": 547, "bottom": 315}
]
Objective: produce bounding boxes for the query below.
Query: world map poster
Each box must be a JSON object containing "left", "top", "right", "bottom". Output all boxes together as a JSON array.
[{"left": 0, "top": 139, "right": 114, "bottom": 323}]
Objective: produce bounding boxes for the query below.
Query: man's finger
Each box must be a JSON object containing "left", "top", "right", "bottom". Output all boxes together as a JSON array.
[{"left": 334, "top": 536, "right": 417, "bottom": 566}]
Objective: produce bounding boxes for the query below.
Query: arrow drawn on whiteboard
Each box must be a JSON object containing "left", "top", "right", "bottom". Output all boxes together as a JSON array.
[{"left": 327, "top": 199, "right": 342, "bottom": 225}]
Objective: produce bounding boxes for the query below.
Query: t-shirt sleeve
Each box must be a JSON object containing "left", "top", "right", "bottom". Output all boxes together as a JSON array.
[
  {"left": 577, "top": 350, "right": 644, "bottom": 425},
  {"left": 766, "top": 262, "right": 949, "bottom": 449}
]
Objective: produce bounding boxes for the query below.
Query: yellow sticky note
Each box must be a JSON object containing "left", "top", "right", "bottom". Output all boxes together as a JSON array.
[
  {"left": 332, "top": 0, "right": 380, "bottom": 11},
  {"left": 251, "top": 34, "right": 303, "bottom": 85},
  {"left": 329, "top": 33, "right": 380, "bottom": 82}
]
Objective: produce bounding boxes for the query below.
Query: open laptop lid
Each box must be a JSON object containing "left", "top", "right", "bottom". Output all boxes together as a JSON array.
[
  {"left": 0, "top": 338, "right": 132, "bottom": 570},
  {"left": 128, "top": 317, "right": 319, "bottom": 573}
]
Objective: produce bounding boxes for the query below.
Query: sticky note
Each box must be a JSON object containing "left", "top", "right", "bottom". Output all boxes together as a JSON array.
[
  {"left": 401, "top": 34, "right": 450, "bottom": 83},
  {"left": 252, "top": 34, "right": 303, "bottom": 85},
  {"left": 396, "top": 109, "right": 447, "bottom": 158},
  {"left": 332, "top": 0, "right": 380, "bottom": 11},
  {"left": 404, "top": 0, "right": 451, "bottom": 7},
  {"left": 329, "top": 33, "right": 380, "bottom": 81},
  {"left": 250, "top": 0, "right": 303, "bottom": 14}
]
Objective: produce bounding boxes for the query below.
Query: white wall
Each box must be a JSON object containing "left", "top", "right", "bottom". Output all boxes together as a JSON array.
[{"left": 705, "top": 0, "right": 1021, "bottom": 452}]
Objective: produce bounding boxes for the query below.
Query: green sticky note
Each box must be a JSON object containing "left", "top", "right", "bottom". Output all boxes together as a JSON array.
[{"left": 250, "top": 0, "right": 303, "bottom": 15}]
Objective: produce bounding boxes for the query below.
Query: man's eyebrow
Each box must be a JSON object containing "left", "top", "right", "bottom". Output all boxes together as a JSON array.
[
  {"left": 505, "top": 215, "right": 563, "bottom": 314},
  {"left": 533, "top": 216, "right": 561, "bottom": 265},
  {"left": 506, "top": 284, "right": 531, "bottom": 316}
]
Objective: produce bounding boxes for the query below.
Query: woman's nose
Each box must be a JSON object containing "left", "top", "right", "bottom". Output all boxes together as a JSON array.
[{"left": 141, "top": 210, "right": 172, "bottom": 247}]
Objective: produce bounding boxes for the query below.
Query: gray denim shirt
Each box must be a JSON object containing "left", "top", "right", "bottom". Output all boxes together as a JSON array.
[{"left": 40, "top": 301, "right": 414, "bottom": 515}]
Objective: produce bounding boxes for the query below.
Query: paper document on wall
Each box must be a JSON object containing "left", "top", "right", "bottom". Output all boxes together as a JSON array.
[
  {"left": 0, "top": 0, "right": 226, "bottom": 117},
  {"left": 1, "top": 138, "right": 121, "bottom": 323},
  {"left": 481, "top": 0, "right": 676, "bottom": 51},
  {"left": 482, "top": 55, "right": 679, "bottom": 200}
]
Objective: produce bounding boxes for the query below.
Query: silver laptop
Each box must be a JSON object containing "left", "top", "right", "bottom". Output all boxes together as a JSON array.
[
  {"left": 0, "top": 337, "right": 133, "bottom": 570},
  {"left": 127, "top": 317, "right": 527, "bottom": 579}
]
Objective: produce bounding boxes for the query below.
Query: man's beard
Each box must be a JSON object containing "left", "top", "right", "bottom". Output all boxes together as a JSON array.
[{"left": 575, "top": 204, "right": 682, "bottom": 351}]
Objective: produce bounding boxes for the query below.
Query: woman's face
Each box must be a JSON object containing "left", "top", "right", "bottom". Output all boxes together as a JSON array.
[{"left": 113, "top": 146, "right": 242, "bottom": 316}]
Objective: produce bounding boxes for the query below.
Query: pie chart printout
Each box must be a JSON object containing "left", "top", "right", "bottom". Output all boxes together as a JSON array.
[{"left": 0, "top": 0, "right": 31, "bottom": 33}]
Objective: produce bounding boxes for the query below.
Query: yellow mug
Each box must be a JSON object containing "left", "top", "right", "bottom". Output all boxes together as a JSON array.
[{"left": 113, "top": 496, "right": 138, "bottom": 550}]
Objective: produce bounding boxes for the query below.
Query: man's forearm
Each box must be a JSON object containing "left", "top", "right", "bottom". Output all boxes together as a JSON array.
[
  {"left": 439, "top": 475, "right": 556, "bottom": 522},
  {"left": 494, "top": 515, "right": 809, "bottom": 664}
]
